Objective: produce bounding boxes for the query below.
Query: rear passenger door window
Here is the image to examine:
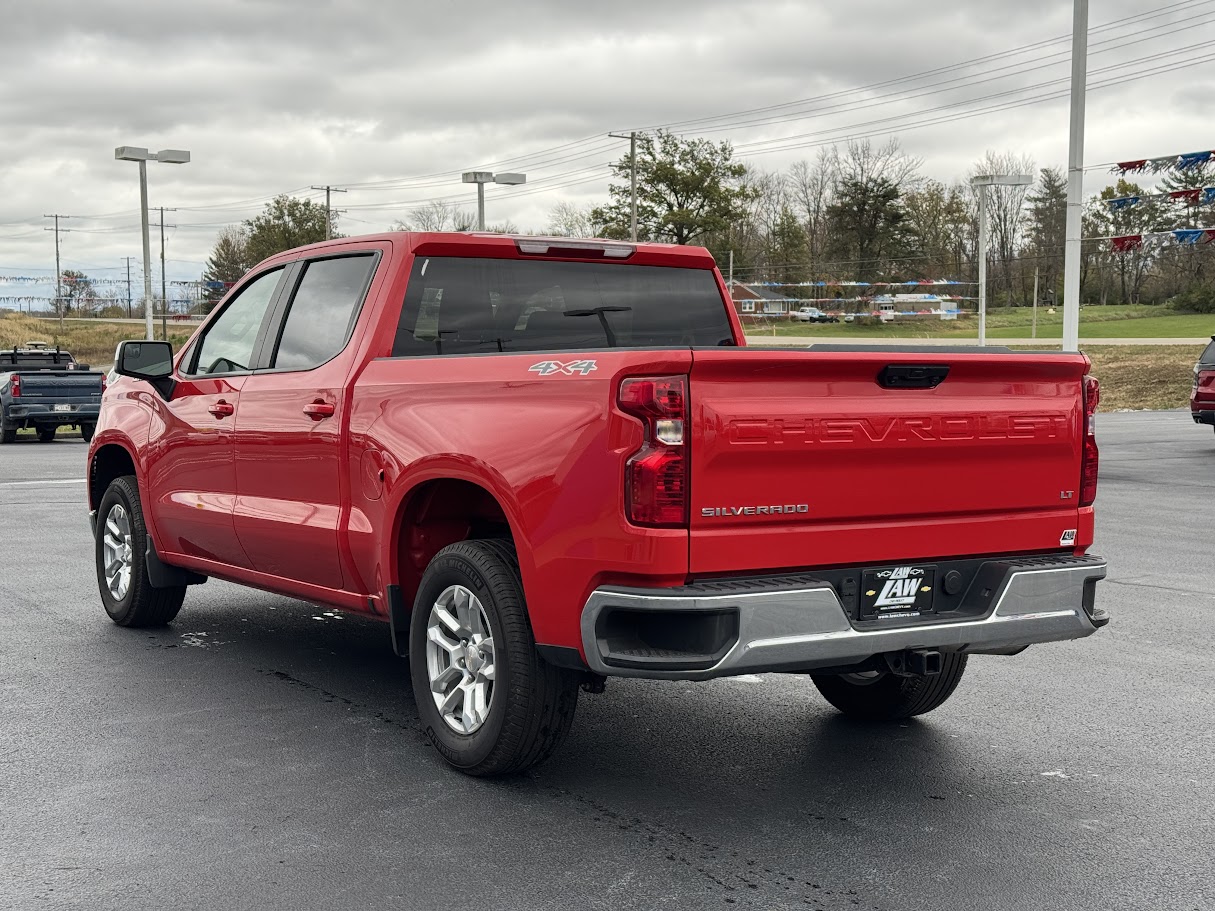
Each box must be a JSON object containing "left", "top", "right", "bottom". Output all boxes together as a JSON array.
[
  {"left": 190, "top": 268, "right": 285, "bottom": 375},
  {"left": 269, "top": 255, "right": 377, "bottom": 371}
]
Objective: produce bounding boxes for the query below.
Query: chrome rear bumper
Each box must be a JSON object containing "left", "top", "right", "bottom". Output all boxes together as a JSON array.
[{"left": 580, "top": 555, "right": 1107, "bottom": 680}]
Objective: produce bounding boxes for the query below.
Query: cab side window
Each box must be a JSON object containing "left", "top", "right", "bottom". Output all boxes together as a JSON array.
[
  {"left": 270, "top": 255, "right": 376, "bottom": 371},
  {"left": 192, "top": 268, "right": 284, "bottom": 375}
]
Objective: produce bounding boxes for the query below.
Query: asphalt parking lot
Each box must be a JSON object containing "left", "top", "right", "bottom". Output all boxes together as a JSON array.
[{"left": 1, "top": 412, "right": 1212, "bottom": 911}]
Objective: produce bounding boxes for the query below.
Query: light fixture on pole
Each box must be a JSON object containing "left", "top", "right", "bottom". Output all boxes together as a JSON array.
[
  {"left": 461, "top": 171, "right": 526, "bottom": 231},
  {"left": 970, "top": 173, "right": 1032, "bottom": 346},
  {"left": 115, "top": 146, "right": 191, "bottom": 340}
]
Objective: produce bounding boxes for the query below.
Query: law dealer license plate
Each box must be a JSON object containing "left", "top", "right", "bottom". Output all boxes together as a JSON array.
[
  {"left": 53, "top": 404, "right": 73, "bottom": 412},
  {"left": 858, "top": 564, "right": 936, "bottom": 620}
]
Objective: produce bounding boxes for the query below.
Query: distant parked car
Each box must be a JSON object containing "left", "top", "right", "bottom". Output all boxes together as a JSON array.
[
  {"left": 1192, "top": 336, "right": 1215, "bottom": 434},
  {"left": 793, "top": 306, "right": 839, "bottom": 323}
]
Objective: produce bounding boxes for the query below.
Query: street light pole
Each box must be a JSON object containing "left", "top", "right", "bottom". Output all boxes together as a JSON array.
[
  {"left": 970, "top": 173, "right": 1033, "bottom": 347},
  {"left": 461, "top": 171, "right": 526, "bottom": 232},
  {"left": 115, "top": 146, "right": 191, "bottom": 340},
  {"left": 976, "top": 188, "right": 988, "bottom": 346},
  {"left": 1062, "top": 0, "right": 1089, "bottom": 353},
  {"left": 138, "top": 160, "right": 153, "bottom": 339}
]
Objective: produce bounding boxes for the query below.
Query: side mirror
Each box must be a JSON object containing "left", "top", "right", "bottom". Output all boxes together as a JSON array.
[{"left": 114, "top": 340, "right": 175, "bottom": 399}]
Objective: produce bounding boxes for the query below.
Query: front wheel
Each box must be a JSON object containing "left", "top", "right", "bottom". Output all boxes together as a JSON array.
[
  {"left": 811, "top": 653, "right": 968, "bottom": 721},
  {"left": 409, "top": 539, "right": 580, "bottom": 776},
  {"left": 80, "top": 422, "right": 96, "bottom": 443},
  {"left": 95, "top": 475, "right": 185, "bottom": 627},
  {"left": 38, "top": 426, "right": 56, "bottom": 443}
]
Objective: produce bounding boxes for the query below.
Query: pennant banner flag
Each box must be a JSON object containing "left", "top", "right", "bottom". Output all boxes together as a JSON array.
[
  {"left": 1110, "top": 235, "right": 1144, "bottom": 253},
  {"left": 1112, "top": 149, "right": 1214, "bottom": 175},
  {"left": 1169, "top": 188, "right": 1203, "bottom": 204},
  {"left": 1173, "top": 229, "right": 1206, "bottom": 246},
  {"left": 1178, "top": 150, "right": 1213, "bottom": 171},
  {"left": 1108, "top": 196, "right": 1140, "bottom": 210}
]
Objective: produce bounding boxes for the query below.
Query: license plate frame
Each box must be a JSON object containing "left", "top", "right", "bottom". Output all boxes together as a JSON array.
[{"left": 859, "top": 564, "right": 937, "bottom": 620}]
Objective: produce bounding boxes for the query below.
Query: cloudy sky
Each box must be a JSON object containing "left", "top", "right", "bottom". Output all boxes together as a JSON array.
[{"left": 1, "top": 0, "right": 1211, "bottom": 302}]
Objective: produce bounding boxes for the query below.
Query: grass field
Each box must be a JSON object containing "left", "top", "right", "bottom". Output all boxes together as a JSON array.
[
  {"left": 745, "top": 305, "right": 1213, "bottom": 339},
  {"left": 1, "top": 313, "right": 1200, "bottom": 415},
  {"left": 0, "top": 314, "right": 194, "bottom": 366}
]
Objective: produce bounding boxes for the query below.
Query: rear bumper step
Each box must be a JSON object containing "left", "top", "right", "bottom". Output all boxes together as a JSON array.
[{"left": 581, "top": 555, "right": 1107, "bottom": 680}]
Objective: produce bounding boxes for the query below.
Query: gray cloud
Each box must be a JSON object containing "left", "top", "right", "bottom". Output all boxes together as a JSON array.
[{"left": 1, "top": 0, "right": 1211, "bottom": 289}]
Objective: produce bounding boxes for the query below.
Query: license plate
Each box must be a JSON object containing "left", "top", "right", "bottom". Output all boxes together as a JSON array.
[
  {"left": 53, "top": 404, "right": 72, "bottom": 412},
  {"left": 859, "top": 565, "right": 936, "bottom": 620}
]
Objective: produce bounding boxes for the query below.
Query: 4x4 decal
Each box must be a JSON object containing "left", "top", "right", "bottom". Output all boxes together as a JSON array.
[{"left": 528, "top": 359, "right": 598, "bottom": 376}]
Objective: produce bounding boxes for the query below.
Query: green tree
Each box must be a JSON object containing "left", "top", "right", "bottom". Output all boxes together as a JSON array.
[
  {"left": 903, "top": 180, "right": 973, "bottom": 279},
  {"left": 242, "top": 195, "right": 337, "bottom": 266},
  {"left": 591, "top": 130, "right": 755, "bottom": 246},
  {"left": 1024, "top": 167, "right": 1067, "bottom": 303},
  {"left": 767, "top": 206, "right": 810, "bottom": 283},
  {"left": 201, "top": 226, "right": 251, "bottom": 306},
  {"left": 59, "top": 269, "right": 98, "bottom": 315},
  {"left": 1086, "top": 180, "right": 1161, "bottom": 304},
  {"left": 825, "top": 176, "right": 909, "bottom": 281}
]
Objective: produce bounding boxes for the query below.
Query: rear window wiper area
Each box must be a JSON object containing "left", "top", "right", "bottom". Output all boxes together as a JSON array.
[{"left": 561, "top": 307, "right": 632, "bottom": 347}]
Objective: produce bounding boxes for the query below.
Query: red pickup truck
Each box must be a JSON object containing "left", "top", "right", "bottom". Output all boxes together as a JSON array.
[{"left": 88, "top": 232, "right": 1107, "bottom": 776}]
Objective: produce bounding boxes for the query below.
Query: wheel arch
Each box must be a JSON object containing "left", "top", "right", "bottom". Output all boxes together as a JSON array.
[
  {"left": 89, "top": 441, "right": 138, "bottom": 513},
  {"left": 385, "top": 464, "right": 527, "bottom": 615}
]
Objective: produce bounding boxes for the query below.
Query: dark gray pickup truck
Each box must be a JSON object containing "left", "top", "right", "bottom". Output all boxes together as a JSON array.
[{"left": 0, "top": 344, "right": 104, "bottom": 443}]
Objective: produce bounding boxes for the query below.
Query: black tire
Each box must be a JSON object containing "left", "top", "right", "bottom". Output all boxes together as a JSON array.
[
  {"left": 95, "top": 475, "right": 185, "bottom": 627},
  {"left": 38, "top": 426, "right": 56, "bottom": 443},
  {"left": 409, "top": 539, "right": 580, "bottom": 777},
  {"left": 80, "top": 422, "right": 96, "bottom": 443},
  {"left": 0, "top": 423, "right": 16, "bottom": 444},
  {"left": 811, "top": 653, "right": 968, "bottom": 721}
]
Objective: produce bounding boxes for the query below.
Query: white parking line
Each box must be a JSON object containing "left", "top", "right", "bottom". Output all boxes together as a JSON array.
[{"left": 0, "top": 479, "right": 87, "bottom": 488}]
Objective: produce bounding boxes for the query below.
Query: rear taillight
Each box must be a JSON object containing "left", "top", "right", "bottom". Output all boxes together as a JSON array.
[
  {"left": 9, "top": 375, "right": 19, "bottom": 398},
  {"left": 618, "top": 376, "right": 688, "bottom": 527},
  {"left": 1080, "top": 375, "right": 1100, "bottom": 508}
]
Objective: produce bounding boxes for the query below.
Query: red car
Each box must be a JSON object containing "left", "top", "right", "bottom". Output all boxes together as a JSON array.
[
  {"left": 88, "top": 232, "right": 1107, "bottom": 775},
  {"left": 1192, "top": 336, "right": 1215, "bottom": 432}
]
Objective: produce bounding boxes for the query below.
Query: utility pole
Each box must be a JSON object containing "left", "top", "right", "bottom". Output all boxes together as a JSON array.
[
  {"left": 1062, "top": 0, "right": 1088, "bottom": 353},
  {"left": 124, "top": 257, "right": 135, "bottom": 319},
  {"left": 609, "top": 131, "right": 640, "bottom": 241},
  {"left": 43, "top": 215, "right": 72, "bottom": 331},
  {"left": 1032, "top": 266, "right": 1040, "bottom": 340},
  {"left": 154, "top": 207, "right": 177, "bottom": 340},
  {"left": 728, "top": 250, "right": 734, "bottom": 288},
  {"left": 311, "top": 185, "right": 348, "bottom": 240}
]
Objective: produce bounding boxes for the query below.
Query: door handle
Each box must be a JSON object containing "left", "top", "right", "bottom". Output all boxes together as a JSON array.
[
  {"left": 208, "top": 400, "right": 235, "bottom": 418},
  {"left": 303, "top": 400, "right": 336, "bottom": 420}
]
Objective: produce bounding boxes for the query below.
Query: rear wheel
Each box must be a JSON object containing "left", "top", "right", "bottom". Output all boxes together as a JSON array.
[
  {"left": 80, "top": 422, "right": 96, "bottom": 443},
  {"left": 0, "top": 423, "right": 16, "bottom": 444},
  {"left": 811, "top": 653, "right": 968, "bottom": 721},
  {"left": 37, "top": 426, "right": 56, "bottom": 443},
  {"left": 95, "top": 475, "right": 185, "bottom": 627},
  {"left": 409, "top": 539, "right": 580, "bottom": 776}
]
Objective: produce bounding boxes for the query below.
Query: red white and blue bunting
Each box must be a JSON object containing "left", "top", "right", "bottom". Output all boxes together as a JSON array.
[
  {"left": 1107, "top": 187, "right": 1215, "bottom": 210},
  {"left": 1113, "top": 150, "right": 1214, "bottom": 175},
  {"left": 1108, "top": 229, "right": 1215, "bottom": 253}
]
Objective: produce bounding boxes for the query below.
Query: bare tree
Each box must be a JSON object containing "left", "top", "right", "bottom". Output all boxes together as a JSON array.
[
  {"left": 789, "top": 153, "right": 834, "bottom": 277},
  {"left": 546, "top": 202, "right": 603, "bottom": 238},
  {"left": 393, "top": 199, "right": 476, "bottom": 233},
  {"left": 969, "top": 151, "right": 1035, "bottom": 304}
]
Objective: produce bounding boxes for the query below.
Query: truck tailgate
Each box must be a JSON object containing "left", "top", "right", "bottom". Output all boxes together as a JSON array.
[
  {"left": 688, "top": 347, "right": 1092, "bottom": 575},
  {"left": 15, "top": 372, "right": 103, "bottom": 398}
]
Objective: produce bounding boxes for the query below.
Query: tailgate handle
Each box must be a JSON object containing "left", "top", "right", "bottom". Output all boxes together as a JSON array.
[{"left": 877, "top": 364, "right": 950, "bottom": 389}]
